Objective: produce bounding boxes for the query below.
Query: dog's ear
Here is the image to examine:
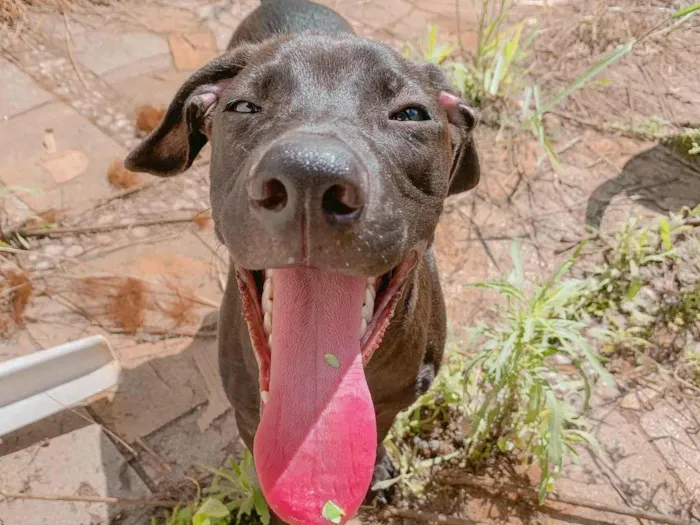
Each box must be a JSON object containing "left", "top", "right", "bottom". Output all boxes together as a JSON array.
[
  {"left": 439, "top": 91, "right": 480, "bottom": 195},
  {"left": 125, "top": 44, "right": 257, "bottom": 176},
  {"left": 417, "top": 63, "right": 480, "bottom": 195}
]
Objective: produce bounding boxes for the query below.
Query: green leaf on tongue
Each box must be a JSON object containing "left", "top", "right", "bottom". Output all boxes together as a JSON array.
[
  {"left": 324, "top": 353, "right": 340, "bottom": 369},
  {"left": 321, "top": 500, "right": 346, "bottom": 524}
]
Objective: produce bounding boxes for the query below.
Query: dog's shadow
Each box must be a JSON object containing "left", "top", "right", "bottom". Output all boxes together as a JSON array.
[{"left": 585, "top": 144, "right": 700, "bottom": 229}]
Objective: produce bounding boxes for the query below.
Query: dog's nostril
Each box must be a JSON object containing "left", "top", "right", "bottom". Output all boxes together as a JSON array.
[
  {"left": 251, "top": 178, "right": 288, "bottom": 212},
  {"left": 322, "top": 184, "right": 363, "bottom": 222}
]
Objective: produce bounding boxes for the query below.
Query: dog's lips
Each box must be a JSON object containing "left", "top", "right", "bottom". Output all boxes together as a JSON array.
[{"left": 234, "top": 254, "right": 417, "bottom": 524}]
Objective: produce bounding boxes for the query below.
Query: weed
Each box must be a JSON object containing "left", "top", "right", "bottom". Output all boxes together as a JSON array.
[
  {"left": 155, "top": 451, "right": 269, "bottom": 525},
  {"left": 386, "top": 243, "right": 615, "bottom": 501},
  {"left": 576, "top": 207, "right": 700, "bottom": 324},
  {"left": 465, "top": 243, "right": 613, "bottom": 501},
  {"left": 404, "top": 25, "right": 454, "bottom": 66},
  {"left": 667, "top": 127, "right": 700, "bottom": 158}
]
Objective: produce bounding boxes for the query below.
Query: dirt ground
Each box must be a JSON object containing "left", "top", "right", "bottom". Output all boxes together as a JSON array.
[{"left": 1, "top": 1, "right": 699, "bottom": 524}]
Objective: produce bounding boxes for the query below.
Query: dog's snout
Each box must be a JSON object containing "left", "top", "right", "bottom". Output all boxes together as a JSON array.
[{"left": 248, "top": 135, "right": 367, "bottom": 227}]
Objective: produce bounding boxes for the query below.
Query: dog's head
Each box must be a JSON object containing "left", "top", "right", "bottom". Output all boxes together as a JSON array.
[
  {"left": 127, "top": 34, "right": 478, "bottom": 274},
  {"left": 126, "top": 33, "right": 478, "bottom": 525}
]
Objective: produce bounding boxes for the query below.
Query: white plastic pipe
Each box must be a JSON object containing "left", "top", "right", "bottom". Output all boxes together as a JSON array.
[{"left": 0, "top": 335, "right": 120, "bottom": 436}]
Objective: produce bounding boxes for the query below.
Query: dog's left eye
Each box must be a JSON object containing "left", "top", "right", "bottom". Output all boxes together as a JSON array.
[
  {"left": 390, "top": 107, "right": 430, "bottom": 122},
  {"left": 225, "top": 100, "right": 261, "bottom": 113}
]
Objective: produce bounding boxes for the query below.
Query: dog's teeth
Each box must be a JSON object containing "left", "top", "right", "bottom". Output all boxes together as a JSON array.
[
  {"left": 263, "top": 311, "right": 272, "bottom": 334},
  {"left": 262, "top": 277, "right": 273, "bottom": 313},
  {"left": 261, "top": 390, "right": 269, "bottom": 404},
  {"left": 359, "top": 318, "right": 367, "bottom": 338},
  {"left": 364, "top": 288, "right": 374, "bottom": 309},
  {"left": 362, "top": 302, "right": 373, "bottom": 321},
  {"left": 368, "top": 277, "right": 376, "bottom": 285},
  {"left": 268, "top": 333, "right": 272, "bottom": 347}
]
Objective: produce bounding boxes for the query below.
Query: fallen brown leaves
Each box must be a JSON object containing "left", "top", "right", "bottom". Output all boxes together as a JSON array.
[
  {"left": 107, "top": 159, "right": 141, "bottom": 189},
  {"left": 135, "top": 105, "right": 165, "bottom": 134},
  {"left": 191, "top": 213, "right": 211, "bottom": 229},
  {"left": 72, "top": 276, "right": 198, "bottom": 333}
]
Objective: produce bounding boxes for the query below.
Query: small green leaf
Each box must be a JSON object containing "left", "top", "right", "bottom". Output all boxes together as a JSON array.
[
  {"left": 626, "top": 278, "right": 642, "bottom": 300},
  {"left": 324, "top": 353, "right": 340, "bottom": 369},
  {"left": 322, "top": 500, "right": 346, "bottom": 524},
  {"left": 193, "top": 499, "right": 229, "bottom": 525}
]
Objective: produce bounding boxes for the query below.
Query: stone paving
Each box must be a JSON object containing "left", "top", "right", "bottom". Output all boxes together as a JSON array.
[{"left": 0, "top": 1, "right": 699, "bottom": 524}]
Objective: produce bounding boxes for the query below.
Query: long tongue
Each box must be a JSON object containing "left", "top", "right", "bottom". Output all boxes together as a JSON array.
[{"left": 254, "top": 268, "right": 377, "bottom": 525}]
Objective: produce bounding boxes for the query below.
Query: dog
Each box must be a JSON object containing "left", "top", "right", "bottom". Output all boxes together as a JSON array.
[{"left": 125, "top": 0, "right": 480, "bottom": 523}]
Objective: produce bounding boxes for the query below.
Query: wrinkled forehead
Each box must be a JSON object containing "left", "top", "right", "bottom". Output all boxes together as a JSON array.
[{"left": 231, "top": 35, "right": 432, "bottom": 104}]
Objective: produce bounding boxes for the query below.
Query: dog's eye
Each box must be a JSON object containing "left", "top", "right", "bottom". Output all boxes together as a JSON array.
[
  {"left": 390, "top": 107, "right": 430, "bottom": 122},
  {"left": 225, "top": 100, "right": 261, "bottom": 113}
]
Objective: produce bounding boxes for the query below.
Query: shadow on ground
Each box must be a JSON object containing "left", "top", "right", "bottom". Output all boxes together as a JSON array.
[{"left": 585, "top": 144, "right": 700, "bottom": 229}]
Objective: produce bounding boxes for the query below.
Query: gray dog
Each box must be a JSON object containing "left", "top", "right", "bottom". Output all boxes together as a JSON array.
[{"left": 126, "top": 0, "right": 480, "bottom": 523}]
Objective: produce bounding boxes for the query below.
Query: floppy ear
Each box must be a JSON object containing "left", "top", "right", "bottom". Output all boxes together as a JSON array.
[
  {"left": 125, "top": 44, "right": 258, "bottom": 176},
  {"left": 439, "top": 91, "right": 480, "bottom": 195}
]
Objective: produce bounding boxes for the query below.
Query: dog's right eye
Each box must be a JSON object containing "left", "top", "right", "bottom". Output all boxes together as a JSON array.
[{"left": 225, "top": 100, "right": 261, "bottom": 113}]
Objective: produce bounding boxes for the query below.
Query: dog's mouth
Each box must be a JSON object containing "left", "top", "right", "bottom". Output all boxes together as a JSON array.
[
  {"left": 235, "top": 252, "right": 418, "bottom": 394},
  {"left": 234, "top": 252, "right": 417, "bottom": 525}
]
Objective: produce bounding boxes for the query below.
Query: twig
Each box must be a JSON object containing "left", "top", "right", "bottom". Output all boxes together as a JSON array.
[
  {"left": 61, "top": 2, "right": 89, "bottom": 90},
  {"left": 18, "top": 213, "right": 207, "bottom": 238},
  {"left": 0, "top": 489, "right": 178, "bottom": 508},
  {"left": 439, "top": 474, "right": 692, "bottom": 525},
  {"left": 136, "top": 438, "right": 174, "bottom": 474},
  {"left": 80, "top": 179, "right": 163, "bottom": 215},
  {"left": 381, "top": 507, "right": 480, "bottom": 525}
]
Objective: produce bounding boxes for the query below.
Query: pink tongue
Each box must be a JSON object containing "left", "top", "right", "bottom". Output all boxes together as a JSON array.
[{"left": 254, "top": 268, "right": 377, "bottom": 525}]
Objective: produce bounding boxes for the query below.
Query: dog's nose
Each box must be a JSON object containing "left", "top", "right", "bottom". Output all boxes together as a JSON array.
[{"left": 248, "top": 136, "right": 367, "bottom": 227}]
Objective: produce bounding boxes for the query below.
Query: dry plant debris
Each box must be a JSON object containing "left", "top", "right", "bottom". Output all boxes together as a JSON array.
[
  {"left": 107, "top": 277, "right": 146, "bottom": 333},
  {"left": 135, "top": 105, "right": 165, "bottom": 134},
  {"left": 107, "top": 159, "right": 141, "bottom": 189},
  {"left": 158, "top": 283, "right": 196, "bottom": 327},
  {"left": 191, "top": 213, "right": 211, "bottom": 230},
  {"left": 1, "top": 271, "right": 32, "bottom": 333},
  {"left": 70, "top": 276, "right": 201, "bottom": 333}
]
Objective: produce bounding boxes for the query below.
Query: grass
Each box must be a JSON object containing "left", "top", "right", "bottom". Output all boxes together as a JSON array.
[
  {"left": 386, "top": 243, "right": 615, "bottom": 501},
  {"left": 153, "top": 451, "right": 268, "bottom": 525},
  {"left": 464, "top": 243, "right": 613, "bottom": 502},
  {"left": 405, "top": 2, "right": 700, "bottom": 167}
]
